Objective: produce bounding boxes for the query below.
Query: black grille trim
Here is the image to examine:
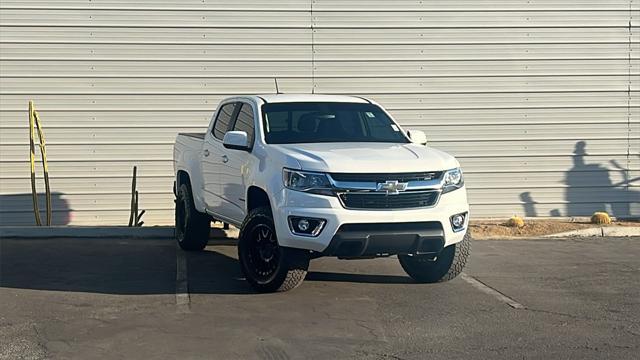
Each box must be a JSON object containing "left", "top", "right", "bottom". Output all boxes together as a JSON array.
[
  {"left": 339, "top": 190, "right": 440, "bottom": 209},
  {"left": 330, "top": 172, "right": 443, "bottom": 183}
]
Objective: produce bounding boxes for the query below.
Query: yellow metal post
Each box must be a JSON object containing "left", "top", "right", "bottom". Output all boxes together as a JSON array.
[
  {"left": 28, "top": 101, "right": 52, "bottom": 226},
  {"left": 28, "top": 101, "right": 42, "bottom": 226}
]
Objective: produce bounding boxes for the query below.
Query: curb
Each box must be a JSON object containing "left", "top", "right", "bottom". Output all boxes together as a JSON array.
[
  {"left": 0, "top": 226, "right": 239, "bottom": 240},
  {"left": 2, "top": 226, "right": 636, "bottom": 240},
  {"left": 542, "top": 226, "right": 640, "bottom": 238}
]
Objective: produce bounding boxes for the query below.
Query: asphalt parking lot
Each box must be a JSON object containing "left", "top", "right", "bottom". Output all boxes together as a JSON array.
[{"left": 1, "top": 235, "right": 638, "bottom": 360}]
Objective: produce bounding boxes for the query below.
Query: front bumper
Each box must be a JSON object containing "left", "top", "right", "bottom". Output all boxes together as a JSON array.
[
  {"left": 272, "top": 187, "right": 469, "bottom": 254},
  {"left": 323, "top": 221, "right": 445, "bottom": 258}
]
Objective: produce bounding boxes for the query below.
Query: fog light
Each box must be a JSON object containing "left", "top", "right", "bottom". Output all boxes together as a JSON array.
[
  {"left": 450, "top": 212, "right": 467, "bottom": 232},
  {"left": 297, "top": 219, "right": 310, "bottom": 231},
  {"left": 288, "top": 216, "right": 327, "bottom": 237}
]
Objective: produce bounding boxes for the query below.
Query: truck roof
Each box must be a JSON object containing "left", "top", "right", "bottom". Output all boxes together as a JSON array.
[{"left": 254, "top": 94, "right": 371, "bottom": 104}]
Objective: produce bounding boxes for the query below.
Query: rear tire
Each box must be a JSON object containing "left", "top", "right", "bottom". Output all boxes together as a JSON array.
[
  {"left": 175, "top": 183, "right": 210, "bottom": 251},
  {"left": 238, "top": 207, "right": 309, "bottom": 292},
  {"left": 399, "top": 232, "right": 471, "bottom": 283}
]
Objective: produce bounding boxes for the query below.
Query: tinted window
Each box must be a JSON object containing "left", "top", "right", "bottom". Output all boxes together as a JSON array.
[
  {"left": 213, "top": 103, "right": 237, "bottom": 140},
  {"left": 262, "top": 102, "right": 409, "bottom": 144},
  {"left": 232, "top": 103, "right": 255, "bottom": 146}
]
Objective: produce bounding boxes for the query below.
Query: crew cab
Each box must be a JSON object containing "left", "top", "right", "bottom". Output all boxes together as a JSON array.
[{"left": 173, "top": 94, "right": 470, "bottom": 292}]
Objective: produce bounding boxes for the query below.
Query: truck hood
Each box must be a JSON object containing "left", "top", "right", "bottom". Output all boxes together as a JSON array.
[{"left": 271, "top": 142, "right": 459, "bottom": 173}]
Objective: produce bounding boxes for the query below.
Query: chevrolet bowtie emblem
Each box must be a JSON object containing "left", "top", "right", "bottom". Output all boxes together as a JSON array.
[{"left": 376, "top": 180, "right": 408, "bottom": 195}]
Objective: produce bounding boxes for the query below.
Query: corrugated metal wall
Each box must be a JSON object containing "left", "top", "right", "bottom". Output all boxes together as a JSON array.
[{"left": 0, "top": 0, "right": 638, "bottom": 226}]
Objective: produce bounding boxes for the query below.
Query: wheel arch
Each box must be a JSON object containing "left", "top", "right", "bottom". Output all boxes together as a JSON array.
[
  {"left": 175, "top": 169, "right": 207, "bottom": 213},
  {"left": 246, "top": 186, "right": 271, "bottom": 214},
  {"left": 175, "top": 170, "right": 191, "bottom": 194}
]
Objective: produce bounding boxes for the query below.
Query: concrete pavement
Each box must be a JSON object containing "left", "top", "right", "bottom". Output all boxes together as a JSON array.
[{"left": 1, "top": 236, "right": 638, "bottom": 359}]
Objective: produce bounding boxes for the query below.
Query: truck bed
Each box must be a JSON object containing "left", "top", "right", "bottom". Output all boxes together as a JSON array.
[{"left": 174, "top": 133, "right": 205, "bottom": 180}]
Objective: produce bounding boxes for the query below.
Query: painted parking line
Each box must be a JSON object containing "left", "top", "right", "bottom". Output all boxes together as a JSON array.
[
  {"left": 460, "top": 273, "right": 525, "bottom": 310},
  {"left": 176, "top": 245, "right": 190, "bottom": 313}
]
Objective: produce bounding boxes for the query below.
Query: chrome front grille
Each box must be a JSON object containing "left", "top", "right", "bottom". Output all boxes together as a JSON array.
[
  {"left": 328, "top": 171, "right": 444, "bottom": 209},
  {"left": 330, "top": 172, "right": 443, "bottom": 183}
]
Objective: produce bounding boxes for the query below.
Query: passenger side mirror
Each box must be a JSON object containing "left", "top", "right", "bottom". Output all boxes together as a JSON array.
[
  {"left": 407, "top": 129, "right": 427, "bottom": 145},
  {"left": 223, "top": 131, "right": 250, "bottom": 151}
]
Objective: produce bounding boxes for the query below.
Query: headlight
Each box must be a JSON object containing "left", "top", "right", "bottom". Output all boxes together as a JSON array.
[
  {"left": 283, "top": 168, "right": 333, "bottom": 195},
  {"left": 442, "top": 168, "right": 464, "bottom": 193}
]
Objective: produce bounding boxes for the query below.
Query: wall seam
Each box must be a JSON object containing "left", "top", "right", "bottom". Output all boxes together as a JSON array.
[
  {"left": 310, "top": 0, "right": 315, "bottom": 94},
  {"left": 627, "top": 0, "right": 632, "bottom": 195}
]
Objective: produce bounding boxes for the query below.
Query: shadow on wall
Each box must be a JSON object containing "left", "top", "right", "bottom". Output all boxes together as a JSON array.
[
  {"left": 519, "top": 192, "right": 538, "bottom": 217},
  {"left": 521, "top": 141, "right": 639, "bottom": 217},
  {"left": 0, "top": 192, "right": 71, "bottom": 226}
]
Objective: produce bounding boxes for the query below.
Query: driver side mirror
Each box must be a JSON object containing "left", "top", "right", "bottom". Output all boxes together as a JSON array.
[
  {"left": 223, "top": 131, "right": 250, "bottom": 151},
  {"left": 407, "top": 129, "right": 427, "bottom": 145}
]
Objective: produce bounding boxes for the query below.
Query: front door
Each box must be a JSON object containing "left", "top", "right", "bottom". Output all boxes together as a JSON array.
[
  {"left": 201, "top": 102, "right": 238, "bottom": 212},
  {"left": 218, "top": 102, "right": 256, "bottom": 223}
]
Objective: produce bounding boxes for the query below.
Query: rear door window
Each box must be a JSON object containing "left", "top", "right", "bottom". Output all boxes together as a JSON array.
[{"left": 212, "top": 103, "right": 237, "bottom": 140}]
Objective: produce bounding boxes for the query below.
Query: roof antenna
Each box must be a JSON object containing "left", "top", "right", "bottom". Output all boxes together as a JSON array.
[{"left": 274, "top": 77, "right": 280, "bottom": 94}]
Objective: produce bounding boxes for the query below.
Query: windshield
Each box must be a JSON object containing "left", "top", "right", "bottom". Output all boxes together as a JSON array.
[{"left": 261, "top": 102, "right": 410, "bottom": 144}]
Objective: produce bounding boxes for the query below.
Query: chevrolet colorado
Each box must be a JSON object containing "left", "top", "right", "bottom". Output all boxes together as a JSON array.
[{"left": 173, "top": 94, "right": 470, "bottom": 292}]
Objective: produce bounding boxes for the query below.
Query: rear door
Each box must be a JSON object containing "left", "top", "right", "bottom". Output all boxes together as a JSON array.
[
  {"left": 218, "top": 101, "right": 256, "bottom": 223},
  {"left": 202, "top": 102, "right": 238, "bottom": 212}
]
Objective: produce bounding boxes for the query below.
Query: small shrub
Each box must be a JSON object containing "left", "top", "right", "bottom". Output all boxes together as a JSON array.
[
  {"left": 591, "top": 212, "right": 612, "bottom": 225},
  {"left": 506, "top": 216, "right": 525, "bottom": 228}
]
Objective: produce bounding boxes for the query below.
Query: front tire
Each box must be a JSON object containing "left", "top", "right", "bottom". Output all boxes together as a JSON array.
[
  {"left": 238, "top": 207, "right": 309, "bottom": 292},
  {"left": 399, "top": 232, "right": 471, "bottom": 283},
  {"left": 175, "top": 183, "right": 210, "bottom": 251}
]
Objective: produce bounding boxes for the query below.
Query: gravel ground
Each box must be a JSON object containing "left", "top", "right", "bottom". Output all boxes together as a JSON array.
[{"left": 470, "top": 219, "right": 639, "bottom": 239}]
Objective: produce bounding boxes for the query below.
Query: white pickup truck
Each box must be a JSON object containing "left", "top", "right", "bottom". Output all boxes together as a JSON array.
[{"left": 174, "top": 94, "right": 470, "bottom": 292}]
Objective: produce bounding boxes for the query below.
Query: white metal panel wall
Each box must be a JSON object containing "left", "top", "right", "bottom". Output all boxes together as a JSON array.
[{"left": 0, "top": 0, "right": 638, "bottom": 226}]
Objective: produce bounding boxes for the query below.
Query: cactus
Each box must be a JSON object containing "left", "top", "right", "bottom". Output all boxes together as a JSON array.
[
  {"left": 506, "top": 216, "right": 525, "bottom": 228},
  {"left": 590, "top": 212, "right": 612, "bottom": 225},
  {"left": 128, "top": 166, "right": 145, "bottom": 227}
]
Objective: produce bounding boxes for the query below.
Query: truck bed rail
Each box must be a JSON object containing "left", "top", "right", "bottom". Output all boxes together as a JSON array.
[{"left": 179, "top": 133, "right": 205, "bottom": 139}]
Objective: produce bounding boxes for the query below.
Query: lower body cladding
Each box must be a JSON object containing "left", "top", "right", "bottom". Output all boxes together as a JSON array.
[
  {"left": 273, "top": 187, "right": 470, "bottom": 258},
  {"left": 322, "top": 222, "right": 446, "bottom": 259}
]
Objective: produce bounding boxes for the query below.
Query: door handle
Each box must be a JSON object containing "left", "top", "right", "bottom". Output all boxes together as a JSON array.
[
  {"left": 203, "top": 149, "right": 210, "bottom": 157},
  {"left": 222, "top": 155, "right": 229, "bottom": 163}
]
